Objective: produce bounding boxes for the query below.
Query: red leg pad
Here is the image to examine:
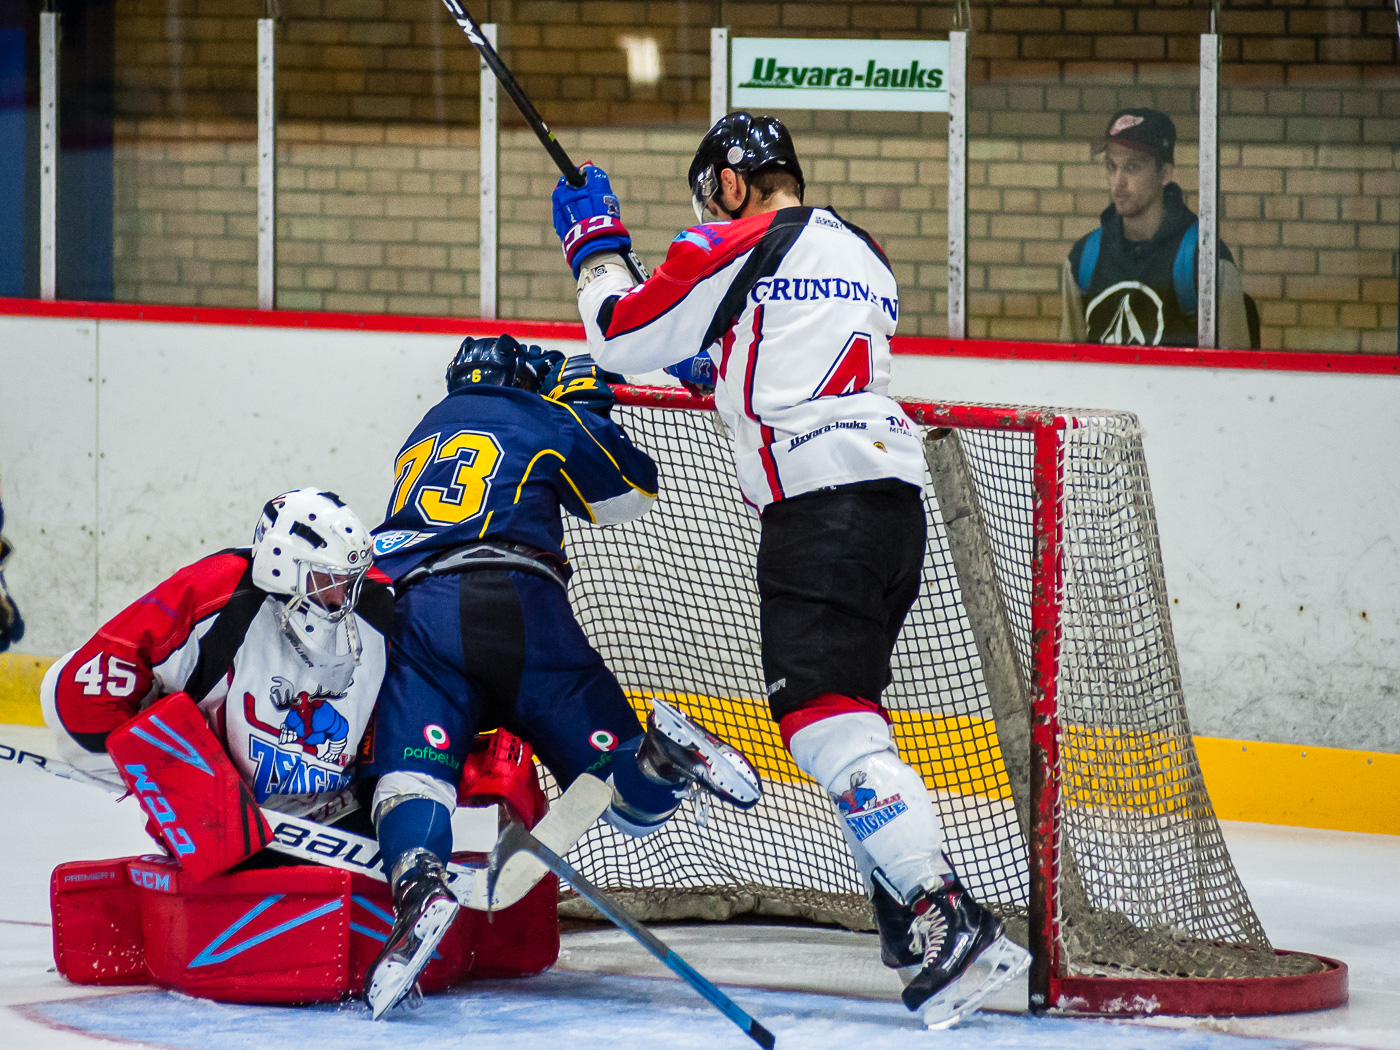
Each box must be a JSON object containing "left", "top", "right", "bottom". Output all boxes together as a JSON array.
[
  {"left": 121, "top": 856, "right": 557, "bottom": 1004},
  {"left": 107, "top": 691, "right": 272, "bottom": 882},
  {"left": 455, "top": 872, "right": 560, "bottom": 979},
  {"left": 135, "top": 857, "right": 353, "bottom": 1004},
  {"left": 50, "top": 858, "right": 147, "bottom": 985}
]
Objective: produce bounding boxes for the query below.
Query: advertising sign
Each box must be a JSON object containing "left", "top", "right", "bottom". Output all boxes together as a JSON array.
[{"left": 731, "top": 37, "right": 950, "bottom": 113}]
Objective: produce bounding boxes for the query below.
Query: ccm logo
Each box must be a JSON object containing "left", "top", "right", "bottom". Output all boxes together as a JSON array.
[
  {"left": 123, "top": 764, "right": 197, "bottom": 857},
  {"left": 128, "top": 867, "right": 173, "bottom": 892}
]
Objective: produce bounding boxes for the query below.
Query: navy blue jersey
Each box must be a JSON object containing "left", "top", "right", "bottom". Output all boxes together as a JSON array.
[{"left": 371, "top": 385, "right": 658, "bottom": 580}]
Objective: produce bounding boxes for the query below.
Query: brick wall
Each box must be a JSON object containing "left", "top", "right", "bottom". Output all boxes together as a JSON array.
[
  {"left": 110, "top": 0, "right": 1399, "bottom": 351},
  {"left": 112, "top": 117, "right": 950, "bottom": 332}
]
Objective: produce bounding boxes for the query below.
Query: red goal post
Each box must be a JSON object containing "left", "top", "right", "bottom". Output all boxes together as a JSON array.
[{"left": 554, "top": 384, "right": 1346, "bottom": 1017}]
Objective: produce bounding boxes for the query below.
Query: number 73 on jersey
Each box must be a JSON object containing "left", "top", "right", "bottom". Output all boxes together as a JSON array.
[{"left": 391, "top": 430, "right": 503, "bottom": 527}]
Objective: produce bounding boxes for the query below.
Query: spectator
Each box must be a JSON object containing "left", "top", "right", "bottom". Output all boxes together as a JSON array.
[
  {"left": 1061, "top": 108, "right": 1251, "bottom": 348},
  {"left": 0, "top": 477, "right": 24, "bottom": 653}
]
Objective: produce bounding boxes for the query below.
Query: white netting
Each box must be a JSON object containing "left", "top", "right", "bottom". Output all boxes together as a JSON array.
[{"left": 548, "top": 396, "right": 1315, "bottom": 981}]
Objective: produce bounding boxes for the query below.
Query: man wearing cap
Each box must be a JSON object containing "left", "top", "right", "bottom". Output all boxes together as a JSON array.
[{"left": 1061, "top": 108, "right": 1250, "bottom": 348}]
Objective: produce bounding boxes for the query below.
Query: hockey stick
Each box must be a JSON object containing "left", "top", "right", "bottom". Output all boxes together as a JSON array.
[
  {"left": 436, "top": 0, "right": 583, "bottom": 186},
  {"left": 490, "top": 821, "right": 777, "bottom": 1050},
  {"left": 434, "top": 0, "right": 651, "bottom": 282},
  {"left": 1, "top": 735, "right": 611, "bottom": 911}
]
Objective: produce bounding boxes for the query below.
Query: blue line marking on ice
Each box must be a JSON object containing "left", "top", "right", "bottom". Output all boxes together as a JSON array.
[{"left": 31, "top": 972, "right": 1318, "bottom": 1050}]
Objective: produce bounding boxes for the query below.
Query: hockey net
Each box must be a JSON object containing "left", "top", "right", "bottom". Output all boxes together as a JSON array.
[{"left": 548, "top": 386, "right": 1341, "bottom": 1014}]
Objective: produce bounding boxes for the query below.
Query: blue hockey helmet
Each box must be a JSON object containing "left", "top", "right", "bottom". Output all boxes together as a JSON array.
[
  {"left": 446, "top": 334, "right": 546, "bottom": 393},
  {"left": 688, "top": 111, "right": 805, "bottom": 221}
]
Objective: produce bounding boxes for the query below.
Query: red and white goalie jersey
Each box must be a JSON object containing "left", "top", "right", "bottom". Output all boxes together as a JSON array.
[
  {"left": 40, "top": 548, "right": 393, "bottom": 808},
  {"left": 578, "top": 206, "right": 926, "bottom": 513}
]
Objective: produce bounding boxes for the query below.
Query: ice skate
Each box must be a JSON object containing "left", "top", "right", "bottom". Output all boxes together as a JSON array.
[
  {"left": 872, "top": 874, "right": 1030, "bottom": 1029},
  {"left": 364, "top": 850, "right": 460, "bottom": 1020},
  {"left": 639, "top": 697, "right": 761, "bottom": 808}
]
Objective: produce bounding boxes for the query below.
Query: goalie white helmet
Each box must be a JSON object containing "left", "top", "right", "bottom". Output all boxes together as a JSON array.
[{"left": 251, "top": 489, "right": 374, "bottom": 692}]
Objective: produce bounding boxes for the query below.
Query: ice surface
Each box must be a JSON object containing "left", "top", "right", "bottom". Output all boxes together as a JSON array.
[{"left": 4, "top": 723, "right": 1398, "bottom": 1050}]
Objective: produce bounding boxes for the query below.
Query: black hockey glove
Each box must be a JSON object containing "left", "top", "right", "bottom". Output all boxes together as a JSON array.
[
  {"left": 544, "top": 354, "right": 624, "bottom": 418},
  {"left": 0, "top": 538, "right": 24, "bottom": 653},
  {"left": 523, "top": 345, "right": 566, "bottom": 393}
]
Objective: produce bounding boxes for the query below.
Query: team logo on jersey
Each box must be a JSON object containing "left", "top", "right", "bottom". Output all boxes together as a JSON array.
[
  {"left": 373, "top": 530, "right": 427, "bottom": 557},
  {"left": 424, "top": 724, "right": 450, "bottom": 750},
  {"left": 836, "top": 771, "right": 907, "bottom": 842},
  {"left": 1085, "top": 280, "right": 1165, "bottom": 346},
  {"left": 589, "top": 729, "right": 618, "bottom": 751},
  {"left": 673, "top": 224, "right": 725, "bottom": 253},
  {"left": 244, "top": 680, "right": 351, "bottom": 768}
]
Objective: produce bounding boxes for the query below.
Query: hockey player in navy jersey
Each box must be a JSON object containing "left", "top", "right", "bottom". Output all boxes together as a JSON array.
[
  {"left": 550, "top": 112, "right": 1030, "bottom": 1029},
  {"left": 360, "top": 334, "right": 761, "bottom": 1019}
]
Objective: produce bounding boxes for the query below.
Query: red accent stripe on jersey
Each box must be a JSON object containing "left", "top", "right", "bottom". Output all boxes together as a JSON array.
[
  {"left": 602, "top": 212, "right": 779, "bottom": 339},
  {"left": 741, "top": 306, "right": 784, "bottom": 502},
  {"left": 779, "top": 694, "right": 891, "bottom": 752},
  {"left": 717, "top": 323, "right": 739, "bottom": 380}
]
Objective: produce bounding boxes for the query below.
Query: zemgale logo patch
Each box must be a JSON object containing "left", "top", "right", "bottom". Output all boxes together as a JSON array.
[{"left": 424, "top": 724, "right": 450, "bottom": 750}]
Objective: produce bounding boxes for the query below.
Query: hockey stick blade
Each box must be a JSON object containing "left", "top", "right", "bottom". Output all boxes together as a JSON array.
[
  {"left": 491, "top": 821, "right": 776, "bottom": 1049},
  {"left": 1, "top": 735, "right": 609, "bottom": 913},
  {"left": 436, "top": 0, "right": 584, "bottom": 187}
]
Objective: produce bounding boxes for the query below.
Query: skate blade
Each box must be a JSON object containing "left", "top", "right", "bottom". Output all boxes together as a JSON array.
[
  {"left": 651, "top": 698, "right": 761, "bottom": 807},
  {"left": 367, "top": 898, "right": 460, "bottom": 1021},
  {"left": 919, "top": 936, "right": 1031, "bottom": 1031}
]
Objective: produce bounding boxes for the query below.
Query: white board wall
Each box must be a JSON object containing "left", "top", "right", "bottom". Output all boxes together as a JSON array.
[
  {"left": 891, "top": 353, "right": 1400, "bottom": 754},
  {"left": 2, "top": 314, "right": 1396, "bottom": 753}
]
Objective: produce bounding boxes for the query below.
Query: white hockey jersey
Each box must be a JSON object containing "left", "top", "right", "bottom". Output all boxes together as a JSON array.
[
  {"left": 40, "top": 548, "right": 391, "bottom": 808},
  {"left": 578, "top": 207, "right": 926, "bottom": 513}
]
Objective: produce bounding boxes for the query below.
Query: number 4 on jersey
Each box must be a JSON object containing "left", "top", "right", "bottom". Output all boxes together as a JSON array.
[{"left": 815, "top": 333, "right": 873, "bottom": 398}]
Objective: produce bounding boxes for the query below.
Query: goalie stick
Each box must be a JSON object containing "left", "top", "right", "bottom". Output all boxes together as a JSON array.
[
  {"left": 0, "top": 736, "right": 611, "bottom": 911},
  {"left": 490, "top": 821, "right": 777, "bottom": 1050},
  {"left": 435, "top": 0, "right": 650, "bottom": 283}
]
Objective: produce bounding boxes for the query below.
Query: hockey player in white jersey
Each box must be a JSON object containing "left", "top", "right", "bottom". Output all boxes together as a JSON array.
[
  {"left": 42, "top": 489, "right": 391, "bottom": 817},
  {"left": 549, "top": 111, "right": 1030, "bottom": 1028}
]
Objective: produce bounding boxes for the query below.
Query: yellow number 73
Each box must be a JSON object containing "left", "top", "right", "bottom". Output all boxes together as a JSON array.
[{"left": 390, "top": 429, "right": 503, "bottom": 526}]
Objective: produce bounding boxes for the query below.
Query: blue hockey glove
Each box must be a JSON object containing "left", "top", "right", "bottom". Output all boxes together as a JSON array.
[
  {"left": 664, "top": 352, "right": 716, "bottom": 396},
  {"left": 552, "top": 165, "right": 632, "bottom": 279},
  {"left": 545, "top": 354, "right": 624, "bottom": 417}
]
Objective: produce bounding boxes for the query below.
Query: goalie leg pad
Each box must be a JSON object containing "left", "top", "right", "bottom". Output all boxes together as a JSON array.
[
  {"left": 787, "top": 709, "right": 952, "bottom": 900},
  {"left": 106, "top": 691, "right": 272, "bottom": 882}
]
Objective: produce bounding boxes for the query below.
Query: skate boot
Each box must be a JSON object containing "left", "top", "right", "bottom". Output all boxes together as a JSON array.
[
  {"left": 871, "top": 872, "right": 1030, "bottom": 1029},
  {"left": 638, "top": 697, "right": 762, "bottom": 809},
  {"left": 364, "top": 849, "right": 460, "bottom": 1020}
]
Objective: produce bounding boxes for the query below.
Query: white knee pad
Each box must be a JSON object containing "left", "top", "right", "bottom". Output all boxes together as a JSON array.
[
  {"left": 788, "top": 712, "right": 952, "bottom": 900},
  {"left": 372, "top": 770, "right": 459, "bottom": 825}
]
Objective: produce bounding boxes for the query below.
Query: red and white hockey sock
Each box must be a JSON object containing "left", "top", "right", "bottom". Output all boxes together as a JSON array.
[{"left": 783, "top": 697, "right": 953, "bottom": 900}]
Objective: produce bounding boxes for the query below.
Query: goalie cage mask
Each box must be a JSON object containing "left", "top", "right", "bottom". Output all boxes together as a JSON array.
[{"left": 251, "top": 489, "right": 373, "bottom": 690}]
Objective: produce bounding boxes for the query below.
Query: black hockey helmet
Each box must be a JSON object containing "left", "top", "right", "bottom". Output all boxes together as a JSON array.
[
  {"left": 688, "top": 111, "right": 805, "bottom": 222},
  {"left": 446, "top": 333, "right": 543, "bottom": 393}
]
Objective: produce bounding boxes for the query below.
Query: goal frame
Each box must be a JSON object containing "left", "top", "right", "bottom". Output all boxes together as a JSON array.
[{"left": 612, "top": 384, "right": 1347, "bottom": 1017}]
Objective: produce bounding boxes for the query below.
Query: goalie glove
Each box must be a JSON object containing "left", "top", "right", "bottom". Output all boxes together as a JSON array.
[
  {"left": 552, "top": 164, "right": 632, "bottom": 279},
  {"left": 544, "top": 354, "right": 624, "bottom": 418}
]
